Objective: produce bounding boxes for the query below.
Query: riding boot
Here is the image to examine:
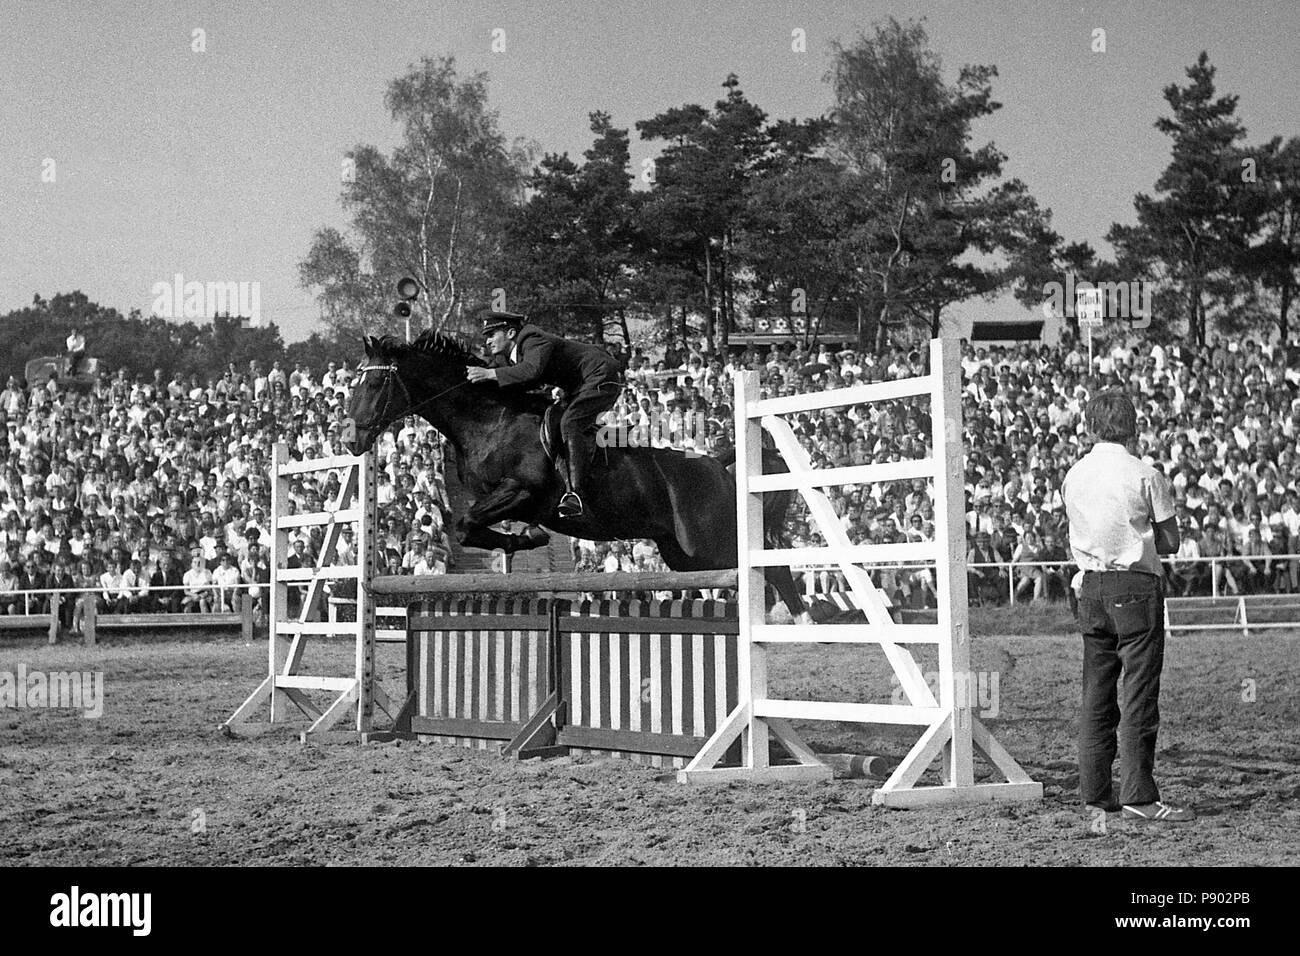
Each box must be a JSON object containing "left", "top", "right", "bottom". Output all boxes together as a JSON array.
[{"left": 558, "top": 434, "right": 593, "bottom": 517}]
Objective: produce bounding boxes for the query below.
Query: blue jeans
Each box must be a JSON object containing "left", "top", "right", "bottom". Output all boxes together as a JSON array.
[{"left": 1077, "top": 570, "right": 1164, "bottom": 806}]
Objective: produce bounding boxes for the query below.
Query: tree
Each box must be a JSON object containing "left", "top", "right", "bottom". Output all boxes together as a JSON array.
[
  {"left": 299, "top": 56, "right": 531, "bottom": 341},
  {"left": 0, "top": 292, "right": 132, "bottom": 382},
  {"left": 1238, "top": 136, "right": 1300, "bottom": 341},
  {"left": 285, "top": 332, "right": 354, "bottom": 375},
  {"left": 497, "top": 112, "right": 642, "bottom": 343},
  {"left": 826, "top": 18, "right": 1055, "bottom": 351},
  {"left": 1107, "top": 52, "right": 1254, "bottom": 347},
  {"left": 207, "top": 314, "right": 287, "bottom": 374},
  {"left": 0, "top": 293, "right": 291, "bottom": 385},
  {"left": 636, "top": 74, "right": 773, "bottom": 349},
  {"left": 733, "top": 117, "right": 851, "bottom": 347}
]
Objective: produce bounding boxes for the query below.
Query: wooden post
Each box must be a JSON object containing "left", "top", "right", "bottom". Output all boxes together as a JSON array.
[
  {"left": 48, "top": 591, "right": 61, "bottom": 645},
  {"left": 355, "top": 447, "right": 378, "bottom": 734},
  {"left": 930, "top": 336, "right": 974, "bottom": 788},
  {"left": 83, "top": 598, "right": 96, "bottom": 647},
  {"left": 735, "top": 369, "right": 768, "bottom": 769},
  {"left": 240, "top": 591, "right": 254, "bottom": 643},
  {"left": 270, "top": 443, "right": 289, "bottom": 722}
]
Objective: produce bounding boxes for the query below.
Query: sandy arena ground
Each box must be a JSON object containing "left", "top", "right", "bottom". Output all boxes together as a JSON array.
[{"left": 2, "top": 629, "right": 1297, "bottom": 866}]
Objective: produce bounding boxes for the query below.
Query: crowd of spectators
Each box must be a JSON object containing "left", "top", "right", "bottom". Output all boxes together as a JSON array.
[
  {"left": 598, "top": 330, "right": 1300, "bottom": 609},
  {"left": 4, "top": 327, "right": 1300, "bottom": 626},
  {"left": 955, "top": 333, "right": 1300, "bottom": 606},
  {"left": 0, "top": 358, "right": 457, "bottom": 631}
]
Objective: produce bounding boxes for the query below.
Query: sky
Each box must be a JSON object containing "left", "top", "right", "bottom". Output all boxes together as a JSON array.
[{"left": 2, "top": 0, "right": 1298, "bottom": 343}]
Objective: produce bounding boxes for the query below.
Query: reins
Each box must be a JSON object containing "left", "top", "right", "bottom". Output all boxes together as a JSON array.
[{"left": 352, "top": 362, "right": 474, "bottom": 432}]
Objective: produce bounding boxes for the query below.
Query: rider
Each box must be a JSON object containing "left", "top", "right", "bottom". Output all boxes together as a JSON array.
[{"left": 466, "top": 310, "right": 623, "bottom": 518}]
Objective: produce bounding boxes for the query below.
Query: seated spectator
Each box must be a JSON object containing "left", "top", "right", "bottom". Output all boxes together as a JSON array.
[
  {"left": 99, "top": 557, "right": 130, "bottom": 614},
  {"left": 121, "top": 557, "right": 149, "bottom": 612},
  {"left": 1011, "top": 530, "right": 1045, "bottom": 602},
  {"left": 182, "top": 554, "right": 214, "bottom": 613},
  {"left": 402, "top": 536, "right": 432, "bottom": 574},
  {"left": 1168, "top": 523, "right": 1206, "bottom": 596},
  {"left": 1267, "top": 522, "right": 1293, "bottom": 593},
  {"left": 285, "top": 538, "right": 309, "bottom": 618},
  {"left": 24, "top": 550, "right": 51, "bottom": 614},
  {"left": 1270, "top": 517, "right": 1296, "bottom": 577},
  {"left": 0, "top": 560, "right": 20, "bottom": 615},
  {"left": 1239, "top": 528, "right": 1271, "bottom": 594},
  {"left": 967, "top": 532, "right": 1003, "bottom": 605},
  {"left": 212, "top": 551, "right": 242, "bottom": 612},
  {"left": 379, "top": 549, "right": 403, "bottom": 578},
  {"left": 150, "top": 549, "right": 184, "bottom": 613},
  {"left": 208, "top": 541, "right": 233, "bottom": 572},
  {"left": 1038, "top": 532, "right": 1073, "bottom": 603},
  {"left": 240, "top": 542, "right": 270, "bottom": 619},
  {"left": 425, "top": 543, "right": 449, "bottom": 574},
  {"left": 49, "top": 555, "right": 76, "bottom": 630},
  {"left": 1199, "top": 518, "right": 1240, "bottom": 595},
  {"left": 71, "top": 558, "right": 98, "bottom": 633}
]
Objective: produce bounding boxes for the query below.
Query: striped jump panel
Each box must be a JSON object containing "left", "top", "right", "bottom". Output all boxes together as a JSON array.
[
  {"left": 555, "top": 600, "right": 740, "bottom": 769},
  {"left": 407, "top": 597, "right": 554, "bottom": 752},
  {"left": 406, "top": 597, "right": 740, "bottom": 767}
]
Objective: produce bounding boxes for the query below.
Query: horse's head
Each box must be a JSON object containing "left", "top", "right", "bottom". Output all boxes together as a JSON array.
[
  {"left": 344, "top": 330, "right": 489, "bottom": 455},
  {"left": 345, "top": 334, "right": 414, "bottom": 455}
]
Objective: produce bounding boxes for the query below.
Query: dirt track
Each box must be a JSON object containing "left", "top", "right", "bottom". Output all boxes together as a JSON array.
[{"left": 2, "top": 631, "right": 1297, "bottom": 866}]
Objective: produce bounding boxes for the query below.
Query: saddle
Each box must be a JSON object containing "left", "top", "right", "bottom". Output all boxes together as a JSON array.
[
  {"left": 539, "top": 403, "right": 565, "bottom": 463},
  {"left": 538, "top": 402, "right": 610, "bottom": 467}
]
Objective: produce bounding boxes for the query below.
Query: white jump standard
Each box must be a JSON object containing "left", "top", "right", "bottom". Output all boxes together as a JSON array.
[
  {"left": 222, "top": 446, "right": 405, "bottom": 740},
  {"left": 678, "top": 337, "right": 1042, "bottom": 807}
]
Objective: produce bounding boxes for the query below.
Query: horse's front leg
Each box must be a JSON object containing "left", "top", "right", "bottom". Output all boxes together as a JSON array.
[{"left": 457, "top": 479, "right": 550, "bottom": 554}]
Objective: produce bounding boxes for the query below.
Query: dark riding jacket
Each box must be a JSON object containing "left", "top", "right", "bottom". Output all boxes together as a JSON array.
[{"left": 489, "top": 325, "right": 621, "bottom": 394}]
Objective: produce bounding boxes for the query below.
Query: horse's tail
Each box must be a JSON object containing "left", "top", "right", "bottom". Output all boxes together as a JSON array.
[{"left": 758, "top": 446, "right": 796, "bottom": 551}]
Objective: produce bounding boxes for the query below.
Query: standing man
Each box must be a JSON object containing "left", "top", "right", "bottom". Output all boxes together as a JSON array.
[
  {"left": 1062, "top": 390, "right": 1194, "bottom": 823},
  {"left": 65, "top": 326, "right": 87, "bottom": 376},
  {"left": 467, "top": 310, "right": 623, "bottom": 518}
]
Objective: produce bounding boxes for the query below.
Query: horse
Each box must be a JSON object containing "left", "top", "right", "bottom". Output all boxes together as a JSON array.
[{"left": 343, "top": 330, "right": 829, "bottom": 621}]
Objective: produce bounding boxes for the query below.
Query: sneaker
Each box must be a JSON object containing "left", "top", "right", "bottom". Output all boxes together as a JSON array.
[
  {"left": 1122, "top": 801, "right": 1196, "bottom": 823},
  {"left": 557, "top": 492, "right": 583, "bottom": 518}
]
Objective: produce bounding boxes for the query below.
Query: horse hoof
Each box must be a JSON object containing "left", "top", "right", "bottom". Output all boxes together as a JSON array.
[
  {"left": 807, "top": 599, "right": 840, "bottom": 624},
  {"left": 522, "top": 528, "right": 551, "bottom": 548}
]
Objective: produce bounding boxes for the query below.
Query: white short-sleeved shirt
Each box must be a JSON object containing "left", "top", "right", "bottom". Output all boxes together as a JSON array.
[{"left": 1062, "top": 442, "right": 1175, "bottom": 577}]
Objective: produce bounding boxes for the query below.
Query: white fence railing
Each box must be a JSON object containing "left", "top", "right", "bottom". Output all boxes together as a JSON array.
[
  {"left": 791, "top": 553, "right": 1300, "bottom": 606},
  {"left": 0, "top": 581, "right": 264, "bottom": 616}
]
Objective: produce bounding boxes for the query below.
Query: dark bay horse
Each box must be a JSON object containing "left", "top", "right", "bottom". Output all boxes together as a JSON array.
[{"left": 343, "top": 331, "right": 824, "bottom": 619}]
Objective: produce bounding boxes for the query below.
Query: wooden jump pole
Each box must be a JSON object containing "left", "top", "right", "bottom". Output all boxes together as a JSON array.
[{"left": 368, "top": 569, "right": 737, "bottom": 597}]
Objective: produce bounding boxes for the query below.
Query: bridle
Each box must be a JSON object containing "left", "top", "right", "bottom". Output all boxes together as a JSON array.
[
  {"left": 352, "top": 363, "right": 410, "bottom": 431},
  {"left": 350, "top": 360, "right": 473, "bottom": 435}
]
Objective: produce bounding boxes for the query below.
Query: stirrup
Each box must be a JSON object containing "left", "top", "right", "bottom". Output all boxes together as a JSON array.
[{"left": 557, "top": 492, "right": 584, "bottom": 517}]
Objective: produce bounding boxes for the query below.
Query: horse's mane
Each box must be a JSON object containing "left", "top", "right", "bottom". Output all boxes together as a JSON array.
[
  {"left": 373, "top": 330, "right": 487, "bottom": 368},
  {"left": 370, "top": 330, "right": 551, "bottom": 417}
]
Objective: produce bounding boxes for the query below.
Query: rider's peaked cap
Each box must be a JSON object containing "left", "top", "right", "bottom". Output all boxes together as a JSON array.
[{"left": 479, "top": 310, "right": 526, "bottom": 335}]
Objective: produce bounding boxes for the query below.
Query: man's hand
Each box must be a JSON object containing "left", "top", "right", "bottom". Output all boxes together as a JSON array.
[{"left": 466, "top": 367, "right": 497, "bottom": 384}]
